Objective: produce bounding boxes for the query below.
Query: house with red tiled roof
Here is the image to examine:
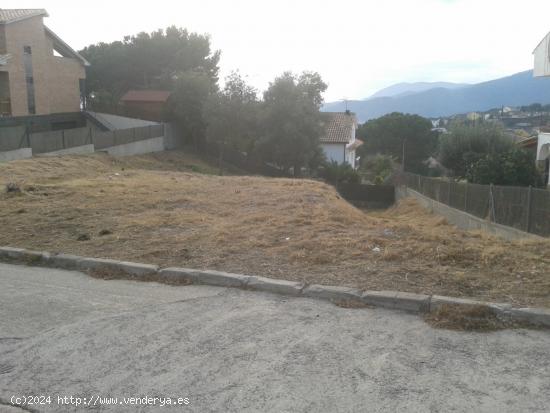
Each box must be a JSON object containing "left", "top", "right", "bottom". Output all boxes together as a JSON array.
[
  {"left": 119, "top": 89, "right": 171, "bottom": 122},
  {"left": 320, "top": 111, "right": 362, "bottom": 168},
  {"left": 0, "top": 8, "right": 89, "bottom": 117}
]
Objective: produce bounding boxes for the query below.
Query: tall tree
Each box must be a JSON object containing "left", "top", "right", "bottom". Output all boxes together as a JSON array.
[
  {"left": 169, "top": 71, "right": 217, "bottom": 150},
  {"left": 205, "top": 72, "right": 259, "bottom": 172},
  {"left": 356, "top": 112, "right": 437, "bottom": 173},
  {"left": 257, "top": 72, "right": 327, "bottom": 176},
  {"left": 438, "top": 122, "right": 513, "bottom": 179},
  {"left": 80, "top": 26, "right": 220, "bottom": 106}
]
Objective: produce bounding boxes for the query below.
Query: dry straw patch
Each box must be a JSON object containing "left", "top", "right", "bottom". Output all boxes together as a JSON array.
[
  {"left": 1, "top": 151, "right": 549, "bottom": 307},
  {"left": 424, "top": 304, "right": 539, "bottom": 331}
]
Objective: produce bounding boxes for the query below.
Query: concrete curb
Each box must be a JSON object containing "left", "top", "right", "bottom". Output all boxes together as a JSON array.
[{"left": 1, "top": 246, "right": 549, "bottom": 328}]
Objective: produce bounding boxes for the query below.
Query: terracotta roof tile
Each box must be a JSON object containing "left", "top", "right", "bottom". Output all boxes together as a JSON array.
[{"left": 320, "top": 112, "right": 357, "bottom": 143}]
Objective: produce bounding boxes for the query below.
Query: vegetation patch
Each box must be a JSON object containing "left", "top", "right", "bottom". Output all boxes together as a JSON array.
[
  {"left": 1, "top": 151, "right": 549, "bottom": 308},
  {"left": 424, "top": 304, "right": 542, "bottom": 331}
]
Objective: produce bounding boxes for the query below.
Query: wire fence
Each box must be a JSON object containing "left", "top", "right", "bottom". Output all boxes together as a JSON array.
[{"left": 401, "top": 172, "right": 550, "bottom": 237}]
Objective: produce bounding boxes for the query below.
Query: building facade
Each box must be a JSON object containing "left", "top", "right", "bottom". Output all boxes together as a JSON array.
[
  {"left": 119, "top": 90, "right": 171, "bottom": 122},
  {"left": 0, "top": 9, "right": 89, "bottom": 118},
  {"left": 536, "top": 131, "right": 550, "bottom": 186}
]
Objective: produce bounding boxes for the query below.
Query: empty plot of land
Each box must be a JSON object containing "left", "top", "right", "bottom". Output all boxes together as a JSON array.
[{"left": 0, "top": 151, "right": 549, "bottom": 307}]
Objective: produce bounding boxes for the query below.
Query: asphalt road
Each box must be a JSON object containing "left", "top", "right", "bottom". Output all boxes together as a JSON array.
[{"left": 1, "top": 262, "right": 550, "bottom": 413}]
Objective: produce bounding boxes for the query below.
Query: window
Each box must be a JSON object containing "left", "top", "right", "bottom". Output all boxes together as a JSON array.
[{"left": 23, "top": 46, "right": 35, "bottom": 114}]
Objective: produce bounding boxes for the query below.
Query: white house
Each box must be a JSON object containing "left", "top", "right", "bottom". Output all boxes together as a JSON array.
[
  {"left": 533, "top": 32, "right": 550, "bottom": 185},
  {"left": 533, "top": 31, "right": 550, "bottom": 77},
  {"left": 536, "top": 130, "right": 550, "bottom": 186},
  {"left": 320, "top": 112, "right": 362, "bottom": 168}
]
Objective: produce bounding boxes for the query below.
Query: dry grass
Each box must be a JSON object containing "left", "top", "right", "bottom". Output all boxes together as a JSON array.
[
  {"left": 1, "top": 151, "right": 549, "bottom": 307},
  {"left": 424, "top": 304, "right": 539, "bottom": 331}
]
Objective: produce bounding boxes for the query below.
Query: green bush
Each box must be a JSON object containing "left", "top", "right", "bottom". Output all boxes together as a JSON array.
[
  {"left": 466, "top": 148, "right": 543, "bottom": 187},
  {"left": 320, "top": 161, "right": 360, "bottom": 185},
  {"left": 360, "top": 154, "right": 396, "bottom": 184},
  {"left": 438, "top": 122, "right": 513, "bottom": 179}
]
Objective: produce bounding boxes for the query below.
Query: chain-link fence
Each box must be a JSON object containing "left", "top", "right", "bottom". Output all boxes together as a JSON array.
[{"left": 402, "top": 172, "right": 550, "bottom": 237}]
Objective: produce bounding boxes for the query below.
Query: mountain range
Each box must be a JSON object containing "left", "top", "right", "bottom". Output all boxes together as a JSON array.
[
  {"left": 323, "top": 70, "right": 550, "bottom": 122},
  {"left": 368, "top": 81, "right": 469, "bottom": 99}
]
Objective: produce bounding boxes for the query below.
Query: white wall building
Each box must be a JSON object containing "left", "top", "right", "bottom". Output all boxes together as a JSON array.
[
  {"left": 533, "top": 31, "right": 550, "bottom": 77},
  {"left": 536, "top": 132, "right": 550, "bottom": 186},
  {"left": 533, "top": 32, "right": 550, "bottom": 185},
  {"left": 320, "top": 112, "right": 362, "bottom": 168}
]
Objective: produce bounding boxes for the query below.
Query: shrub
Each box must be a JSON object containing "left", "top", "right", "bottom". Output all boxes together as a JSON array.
[
  {"left": 439, "top": 122, "right": 513, "bottom": 179},
  {"left": 360, "top": 154, "right": 397, "bottom": 184},
  {"left": 466, "top": 148, "right": 543, "bottom": 187},
  {"left": 320, "top": 161, "right": 360, "bottom": 185}
]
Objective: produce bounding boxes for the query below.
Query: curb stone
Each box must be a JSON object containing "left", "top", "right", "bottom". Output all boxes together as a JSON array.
[
  {"left": 0, "top": 247, "right": 43, "bottom": 263},
  {"left": 163, "top": 268, "right": 250, "bottom": 287},
  {"left": 246, "top": 276, "right": 304, "bottom": 296},
  {"left": 430, "top": 295, "right": 513, "bottom": 318},
  {"left": 42, "top": 253, "right": 85, "bottom": 270},
  {"left": 78, "top": 257, "right": 159, "bottom": 277},
  {"left": 362, "top": 290, "right": 431, "bottom": 313},
  {"left": 1, "top": 246, "right": 549, "bottom": 328},
  {"left": 508, "top": 307, "right": 550, "bottom": 327},
  {"left": 302, "top": 284, "right": 363, "bottom": 303}
]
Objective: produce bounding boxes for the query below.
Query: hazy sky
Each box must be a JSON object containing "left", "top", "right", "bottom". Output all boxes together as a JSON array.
[{"left": 5, "top": 0, "right": 550, "bottom": 101}]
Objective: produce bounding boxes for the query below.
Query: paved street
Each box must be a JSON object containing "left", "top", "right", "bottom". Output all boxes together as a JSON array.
[{"left": 1, "top": 262, "right": 549, "bottom": 412}]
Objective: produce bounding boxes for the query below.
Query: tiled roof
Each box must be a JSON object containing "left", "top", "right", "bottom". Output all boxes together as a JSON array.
[
  {"left": 320, "top": 112, "right": 357, "bottom": 143},
  {"left": 120, "top": 90, "right": 172, "bottom": 103},
  {"left": 0, "top": 9, "right": 48, "bottom": 24},
  {"left": 346, "top": 138, "right": 363, "bottom": 151}
]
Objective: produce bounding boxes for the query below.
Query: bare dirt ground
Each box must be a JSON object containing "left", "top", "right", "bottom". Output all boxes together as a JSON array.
[{"left": 1, "top": 151, "right": 549, "bottom": 307}]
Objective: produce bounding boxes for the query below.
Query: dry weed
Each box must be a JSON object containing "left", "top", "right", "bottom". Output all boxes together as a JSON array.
[{"left": 1, "top": 151, "right": 549, "bottom": 307}]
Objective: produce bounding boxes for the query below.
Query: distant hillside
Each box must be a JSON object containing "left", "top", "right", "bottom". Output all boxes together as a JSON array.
[
  {"left": 324, "top": 70, "right": 550, "bottom": 122},
  {"left": 369, "top": 81, "right": 469, "bottom": 99}
]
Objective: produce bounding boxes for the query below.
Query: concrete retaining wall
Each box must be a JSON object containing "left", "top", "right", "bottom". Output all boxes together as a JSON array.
[
  {"left": 1, "top": 129, "right": 167, "bottom": 162},
  {"left": 104, "top": 136, "right": 165, "bottom": 157},
  {"left": 396, "top": 186, "right": 541, "bottom": 241},
  {"left": 0, "top": 147, "right": 32, "bottom": 162},
  {"left": 40, "top": 144, "right": 95, "bottom": 157}
]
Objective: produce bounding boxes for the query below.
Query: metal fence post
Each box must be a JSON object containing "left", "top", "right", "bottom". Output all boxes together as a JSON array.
[
  {"left": 489, "top": 184, "right": 496, "bottom": 223},
  {"left": 447, "top": 180, "right": 451, "bottom": 206},
  {"left": 62, "top": 130, "right": 66, "bottom": 149},
  {"left": 526, "top": 185, "right": 533, "bottom": 233}
]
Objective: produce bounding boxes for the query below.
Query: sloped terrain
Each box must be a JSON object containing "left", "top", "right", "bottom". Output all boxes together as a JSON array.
[{"left": 1, "top": 151, "right": 549, "bottom": 306}]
